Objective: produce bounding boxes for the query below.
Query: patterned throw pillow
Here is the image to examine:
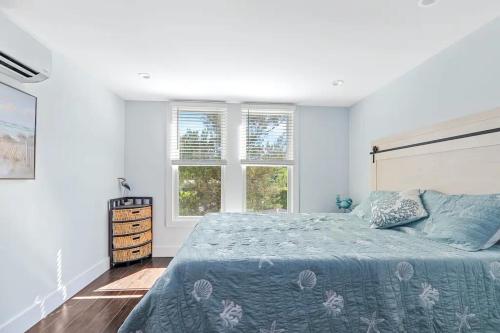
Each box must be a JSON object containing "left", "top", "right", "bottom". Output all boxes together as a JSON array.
[
  {"left": 351, "top": 191, "right": 396, "bottom": 222},
  {"left": 370, "top": 189, "right": 428, "bottom": 229}
]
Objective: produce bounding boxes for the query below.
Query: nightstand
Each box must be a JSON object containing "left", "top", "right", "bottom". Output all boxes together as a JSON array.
[{"left": 108, "top": 197, "right": 153, "bottom": 266}]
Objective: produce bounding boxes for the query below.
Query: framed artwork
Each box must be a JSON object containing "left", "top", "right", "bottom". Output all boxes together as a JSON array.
[{"left": 0, "top": 81, "right": 37, "bottom": 179}]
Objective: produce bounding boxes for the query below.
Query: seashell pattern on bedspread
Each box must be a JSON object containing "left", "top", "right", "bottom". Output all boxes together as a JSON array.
[{"left": 119, "top": 212, "right": 500, "bottom": 333}]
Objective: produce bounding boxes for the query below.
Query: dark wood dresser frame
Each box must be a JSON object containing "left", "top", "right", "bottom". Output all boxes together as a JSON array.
[{"left": 108, "top": 196, "right": 153, "bottom": 267}]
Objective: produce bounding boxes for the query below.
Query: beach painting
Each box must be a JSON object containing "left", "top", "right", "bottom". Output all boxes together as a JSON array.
[{"left": 0, "top": 82, "right": 36, "bottom": 179}]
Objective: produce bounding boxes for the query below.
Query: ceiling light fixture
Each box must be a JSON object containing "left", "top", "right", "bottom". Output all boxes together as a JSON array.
[
  {"left": 138, "top": 72, "right": 151, "bottom": 79},
  {"left": 418, "top": 0, "right": 438, "bottom": 8},
  {"left": 332, "top": 80, "right": 344, "bottom": 87}
]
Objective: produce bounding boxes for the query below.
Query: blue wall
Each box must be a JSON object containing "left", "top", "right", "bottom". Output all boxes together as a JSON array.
[{"left": 349, "top": 18, "right": 500, "bottom": 202}]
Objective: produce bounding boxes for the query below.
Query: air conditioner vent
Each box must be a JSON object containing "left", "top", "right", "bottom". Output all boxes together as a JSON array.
[
  {"left": 0, "top": 13, "right": 51, "bottom": 83},
  {"left": 0, "top": 51, "right": 41, "bottom": 79}
]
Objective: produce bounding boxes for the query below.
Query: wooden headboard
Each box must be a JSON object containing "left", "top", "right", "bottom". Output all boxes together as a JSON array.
[{"left": 371, "top": 108, "right": 500, "bottom": 194}]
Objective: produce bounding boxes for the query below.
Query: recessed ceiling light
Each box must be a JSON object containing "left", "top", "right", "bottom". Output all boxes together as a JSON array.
[
  {"left": 332, "top": 80, "right": 344, "bottom": 87},
  {"left": 138, "top": 72, "right": 151, "bottom": 79},
  {"left": 418, "top": 0, "right": 438, "bottom": 8}
]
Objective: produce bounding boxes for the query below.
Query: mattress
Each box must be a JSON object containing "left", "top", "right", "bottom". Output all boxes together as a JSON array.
[{"left": 119, "top": 212, "right": 500, "bottom": 333}]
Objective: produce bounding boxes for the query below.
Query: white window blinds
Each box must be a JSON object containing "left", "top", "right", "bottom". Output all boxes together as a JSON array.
[
  {"left": 241, "top": 104, "right": 295, "bottom": 165},
  {"left": 171, "top": 103, "right": 227, "bottom": 165}
]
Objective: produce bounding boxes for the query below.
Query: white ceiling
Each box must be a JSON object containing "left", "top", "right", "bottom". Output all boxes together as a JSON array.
[{"left": 1, "top": 0, "right": 500, "bottom": 106}]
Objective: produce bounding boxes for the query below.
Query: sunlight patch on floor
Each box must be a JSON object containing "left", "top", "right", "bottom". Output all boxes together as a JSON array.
[
  {"left": 95, "top": 268, "right": 166, "bottom": 292},
  {"left": 73, "top": 295, "right": 143, "bottom": 300}
]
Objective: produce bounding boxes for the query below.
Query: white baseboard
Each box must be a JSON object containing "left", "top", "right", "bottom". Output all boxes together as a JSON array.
[
  {"left": 0, "top": 257, "right": 110, "bottom": 333},
  {"left": 153, "top": 245, "right": 178, "bottom": 257}
]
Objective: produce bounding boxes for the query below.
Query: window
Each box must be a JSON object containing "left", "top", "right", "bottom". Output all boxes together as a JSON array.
[
  {"left": 178, "top": 166, "right": 221, "bottom": 216},
  {"left": 171, "top": 104, "right": 226, "bottom": 218},
  {"left": 246, "top": 166, "right": 288, "bottom": 212},
  {"left": 241, "top": 105, "right": 295, "bottom": 212}
]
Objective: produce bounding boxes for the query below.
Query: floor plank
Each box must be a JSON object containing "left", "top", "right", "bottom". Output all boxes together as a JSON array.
[
  {"left": 27, "top": 257, "right": 172, "bottom": 333},
  {"left": 101, "top": 298, "right": 142, "bottom": 333},
  {"left": 27, "top": 266, "right": 135, "bottom": 333}
]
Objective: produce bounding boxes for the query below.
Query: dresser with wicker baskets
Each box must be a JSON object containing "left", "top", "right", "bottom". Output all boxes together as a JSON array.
[{"left": 109, "top": 196, "right": 153, "bottom": 266}]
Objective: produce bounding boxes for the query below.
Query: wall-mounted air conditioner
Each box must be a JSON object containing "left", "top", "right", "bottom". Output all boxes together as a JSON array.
[{"left": 0, "top": 13, "right": 51, "bottom": 83}]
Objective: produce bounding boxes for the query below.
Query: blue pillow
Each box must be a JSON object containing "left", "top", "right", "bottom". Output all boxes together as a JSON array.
[{"left": 421, "top": 191, "right": 500, "bottom": 251}]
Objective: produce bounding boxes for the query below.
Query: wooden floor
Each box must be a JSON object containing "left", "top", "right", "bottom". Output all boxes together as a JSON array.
[{"left": 27, "top": 257, "right": 172, "bottom": 333}]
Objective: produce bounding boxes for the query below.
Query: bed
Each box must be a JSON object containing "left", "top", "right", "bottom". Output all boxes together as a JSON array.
[
  {"left": 119, "top": 212, "right": 500, "bottom": 332},
  {"left": 119, "top": 108, "right": 500, "bottom": 333}
]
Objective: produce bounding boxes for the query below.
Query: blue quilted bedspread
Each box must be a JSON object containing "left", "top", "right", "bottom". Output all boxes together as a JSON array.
[{"left": 119, "top": 213, "right": 500, "bottom": 333}]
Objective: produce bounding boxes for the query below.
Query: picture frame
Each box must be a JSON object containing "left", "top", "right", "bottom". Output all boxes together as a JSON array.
[{"left": 0, "top": 81, "right": 37, "bottom": 179}]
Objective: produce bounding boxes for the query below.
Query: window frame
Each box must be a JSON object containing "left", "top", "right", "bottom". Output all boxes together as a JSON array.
[
  {"left": 240, "top": 104, "right": 297, "bottom": 213},
  {"left": 168, "top": 102, "right": 228, "bottom": 225},
  {"left": 165, "top": 102, "right": 299, "bottom": 228}
]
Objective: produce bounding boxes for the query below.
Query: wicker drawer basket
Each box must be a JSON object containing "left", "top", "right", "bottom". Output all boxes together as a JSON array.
[
  {"left": 113, "top": 242, "right": 152, "bottom": 263},
  {"left": 109, "top": 197, "right": 153, "bottom": 266},
  {"left": 112, "top": 218, "right": 151, "bottom": 236},
  {"left": 113, "top": 230, "right": 152, "bottom": 249},
  {"left": 112, "top": 206, "right": 151, "bottom": 221}
]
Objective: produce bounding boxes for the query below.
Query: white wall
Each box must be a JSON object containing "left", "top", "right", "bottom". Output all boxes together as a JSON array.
[
  {"left": 349, "top": 17, "right": 500, "bottom": 202},
  {"left": 298, "top": 105, "right": 349, "bottom": 212},
  {"left": 125, "top": 102, "right": 349, "bottom": 255},
  {"left": 0, "top": 53, "right": 125, "bottom": 332},
  {"left": 124, "top": 102, "right": 172, "bottom": 253}
]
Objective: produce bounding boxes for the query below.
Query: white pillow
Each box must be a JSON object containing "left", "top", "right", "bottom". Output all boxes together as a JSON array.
[{"left": 370, "top": 189, "right": 428, "bottom": 229}]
